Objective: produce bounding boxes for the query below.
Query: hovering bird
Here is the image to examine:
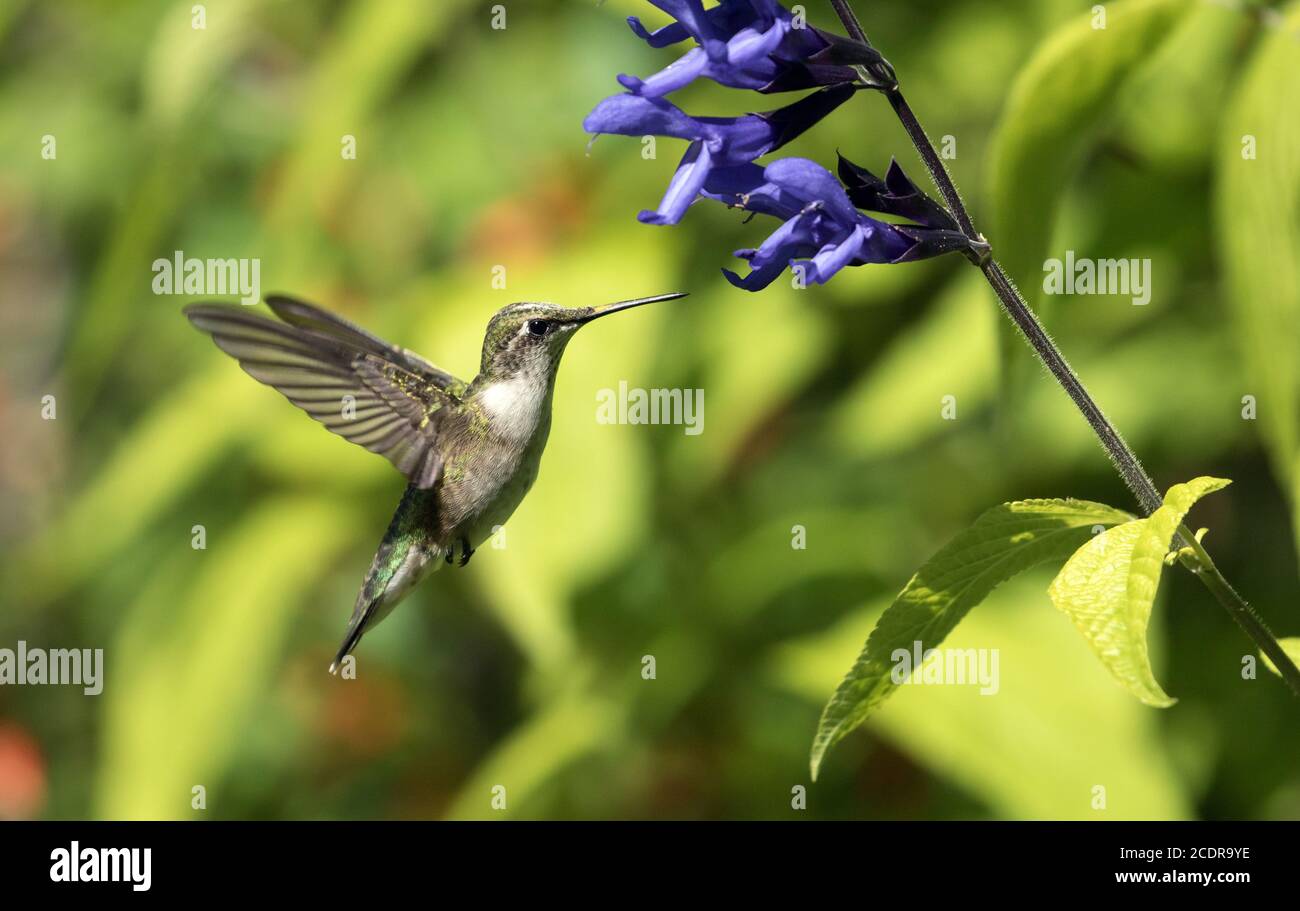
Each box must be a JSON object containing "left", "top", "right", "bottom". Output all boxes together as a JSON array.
[{"left": 185, "top": 292, "right": 686, "bottom": 672}]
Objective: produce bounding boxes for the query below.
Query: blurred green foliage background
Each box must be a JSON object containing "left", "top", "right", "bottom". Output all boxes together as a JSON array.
[{"left": 1, "top": 0, "right": 1298, "bottom": 820}]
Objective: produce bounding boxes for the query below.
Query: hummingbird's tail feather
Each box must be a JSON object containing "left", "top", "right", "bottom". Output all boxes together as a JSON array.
[
  {"left": 329, "top": 612, "right": 371, "bottom": 676},
  {"left": 328, "top": 486, "right": 442, "bottom": 674}
]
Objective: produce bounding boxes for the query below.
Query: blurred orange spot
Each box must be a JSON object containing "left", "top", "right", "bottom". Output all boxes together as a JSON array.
[
  {"left": 0, "top": 722, "right": 46, "bottom": 820},
  {"left": 301, "top": 655, "right": 409, "bottom": 760},
  {"left": 464, "top": 168, "right": 589, "bottom": 267}
]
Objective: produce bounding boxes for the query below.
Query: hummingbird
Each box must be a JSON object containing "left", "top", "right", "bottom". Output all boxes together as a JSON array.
[{"left": 184, "top": 291, "right": 686, "bottom": 673}]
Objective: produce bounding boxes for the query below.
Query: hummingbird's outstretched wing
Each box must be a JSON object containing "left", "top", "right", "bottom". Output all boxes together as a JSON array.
[
  {"left": 264, "top": 295, "right": 467, "bottom": 396},
  {"left": 185, "top": 301, "right": 465, "bottom": 488}
]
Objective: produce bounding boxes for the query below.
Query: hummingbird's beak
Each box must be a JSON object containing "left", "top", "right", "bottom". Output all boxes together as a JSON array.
[{"left": 573, "top": 292, "right": 688, "bottom": 325}]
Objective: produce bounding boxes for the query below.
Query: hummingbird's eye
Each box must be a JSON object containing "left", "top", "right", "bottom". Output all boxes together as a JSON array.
[{"left": 526, "top": 319, "right": 551, "bottom": 337}]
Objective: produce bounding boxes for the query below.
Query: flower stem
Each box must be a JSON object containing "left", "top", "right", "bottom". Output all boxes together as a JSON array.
[
  {"left": 829, "top": 1, "right": 979, "bottom": 238},
  {"left": 883, "top": 91, "right": 978, "bottom": 238},
  {"left": 979, "top": 261, "right": 1163, "bottom": 514},
  {"left": 827, "top": 0, "right": 1300, "bottom": 695},
  {"left": 1177, "top": 525, "right": 1300, "bottom": 697}
]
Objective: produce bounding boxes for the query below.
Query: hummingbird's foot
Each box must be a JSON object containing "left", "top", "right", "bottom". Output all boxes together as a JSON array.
[{"left": 445, "top": 537, "right": 474, "bottom": 567}]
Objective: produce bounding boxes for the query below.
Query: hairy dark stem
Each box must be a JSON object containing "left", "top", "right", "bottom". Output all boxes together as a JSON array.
[
  {"left": 1178, "top": 525, "right": 1300, "bottom": 697},
  {"left": 884, "top": 92, "right": 978, "bottom": 238},
  {"left": 829, "top": 0, "right": 1163, "bottom": 512},
  {"left": 828, "top": 0, "right": 1300, "bottom": 696},
  {"left": 830, "top": 2, "right": 974, "bottom": 232},
  {"left": 981, "top": 262, "right": 1163, "bottom": 514},
  {"left": 828, "top": 0, "right": 870, "bottom": 43}
]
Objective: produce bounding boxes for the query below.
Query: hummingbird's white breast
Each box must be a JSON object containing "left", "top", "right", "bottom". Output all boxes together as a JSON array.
[
  {"left": 444, "top": 369, "right": 556, "bottom": 550},
  {"left": 475, "top": 371, "right": 552, "bottom": 446}
]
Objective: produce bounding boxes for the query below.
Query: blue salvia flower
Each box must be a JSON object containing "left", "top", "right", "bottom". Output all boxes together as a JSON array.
[
  {"left": 583, "top": 84, "right": 855, "bottom": 225},
  {"left": 587, "top": 1, "right": 969, "bottom": 290},
  {"left": 703, "top": 157, "right": 973, "bottom": 290},
  {"left": 619, "top": 0, "right": 887, "bottom": 96}
]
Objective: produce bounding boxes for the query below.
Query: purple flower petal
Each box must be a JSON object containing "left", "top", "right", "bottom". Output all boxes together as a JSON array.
[
  {"left": 582, "top": 94, "right": 702, "bottom": 141},
  {"left": 648, "top": 0, "right": 726, "bottom": 58},
  {"left": 702, "top": 163, "right": 802, "bottom": 220},
  {"left": 804, "top": 222, "right": 867, "bottom": 283},
  {"left": 743, "top": 210, "right": 819, "bottom": 271},
  {"left": 726, "top": 23, "right": 786, "bottom": 66},
  {"left": 586, "top": 90, "right": 853, "bottom": 229},
  {"left": 723, "top": 259, "right": 789, "bottom": 291},
  {"left": 615, "top": 0, "right": 851, "bottom": 97},
  {"left": 763, "top": 157, "right": 858, "bottom": 224},
  {"left": 705, "top": 155, "right": 969, "bottom": 291},
  {"left": 639, "top": 140, "right": 716, "bottom": 225},
  {"left": 627, "top": 16, "right": 691, "bottom": 48},
  {"left": 625, "top": 46, "right": 711, "bottom": 97}
]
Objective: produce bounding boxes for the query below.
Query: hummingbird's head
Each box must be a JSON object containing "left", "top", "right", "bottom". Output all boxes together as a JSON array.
[{"left": 479, "top": 293, "right": 687, "bottom": 380}]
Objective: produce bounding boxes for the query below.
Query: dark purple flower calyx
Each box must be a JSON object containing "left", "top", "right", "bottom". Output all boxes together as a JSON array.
[{"left": 838, "top": 153, "right": 988, "bottom": 264}]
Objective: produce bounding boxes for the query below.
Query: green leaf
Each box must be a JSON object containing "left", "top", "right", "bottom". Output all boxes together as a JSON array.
[
  {"left": 1217, "top": 2, "right": 1300, "bottom": 561},
  {"left": 986, "top": 0, "right": 1189, "bottom": 386},
  {"left": 810, "top": 498, "right": 1134, "bottom": 780},
  {"left": 779, "top": 572, "right": 1191, "bottom": 818},
  {"left": 1262, "top": 638, "right": 1300, "bottom": 679},
  {"left": 988, "top": 0, "right": 1188, "bottom": 303},
  {"left": 1049, "top": 477, "right": 1231, "bottom": 707}
]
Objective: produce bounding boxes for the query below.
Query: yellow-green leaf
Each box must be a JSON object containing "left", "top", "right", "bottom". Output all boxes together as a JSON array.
[{"left": 1049, "top": 477, "right": 1231, "bottom": 707}]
